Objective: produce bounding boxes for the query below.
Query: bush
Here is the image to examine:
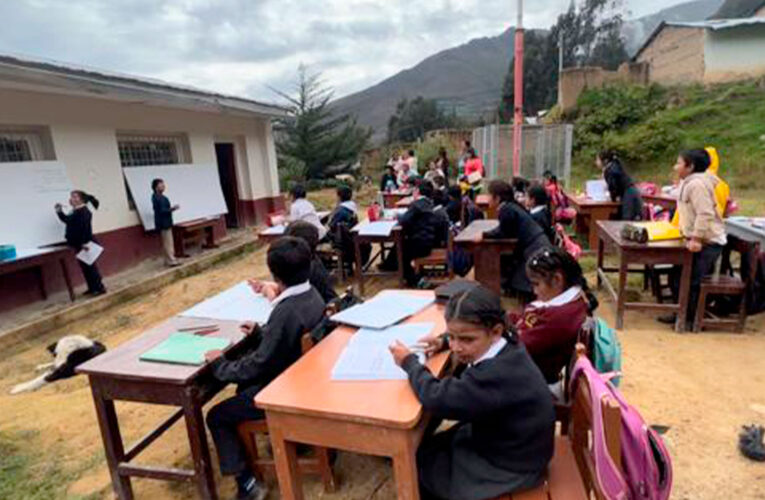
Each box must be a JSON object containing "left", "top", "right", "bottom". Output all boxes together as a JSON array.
[{"left": 278, "top": 155, "right": 307, "bottom": 191}]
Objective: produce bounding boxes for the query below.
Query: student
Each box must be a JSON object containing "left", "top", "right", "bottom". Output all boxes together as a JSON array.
[
  {"left": 457, "top": 140, "right": 472, "bottom": 177},
  {"left": 478, "top": 180, "right": 552, "bottom": 299},
  {"left": 424, "top": 161, "right": 445, "bottom": 184},
  {"left": 510, "top": 248, "right": 598, "bottom": 396},
  {"left": 405, "top": 149, "right": 419, "bottom": 175},
  {"left": 55, "top": 190, "right": 106, "bottom": 296},
  {"left": 526, "top": 184, "right": 556, "bottom": 244},
  {"left": 151, "top": 178, "right": 181, "bottom": 267},
  {"left": 660, "top": 149, "right": 727, "bottom": 329},
  {"left": 389, "top": 284, "right": 555, "bottom": 500},
  {"left": 285, "top": 221, "right": 338, "bottom": 303},
  {"left": 463, "top": 148, "right": 484, "bottom": 180},
  {"left": 397, "top": 161, "right": 413, "bottom": 187},
  {"left": 380, "top": 165, "right": 399, "bottom": 192},
  {"left": 597, "top": 150, "right": 644, "bottom": 221},
  {"left": 206, "top": 237, "right": 325, "bottom": 500},
  {"left": 327, "top": 184, "right": 360, "bottom": 275},
  {"left": 435, "top": 147, "right": 451, "bottom": 183},
  {"left": 512, "top": 177, "right": 530, "bottom": 205},
  {"left": 446, "top": 185, "right": 483, "bottom": 226},
  {"left": 289, "top": 184, "right": 327, "bottom": 239}
]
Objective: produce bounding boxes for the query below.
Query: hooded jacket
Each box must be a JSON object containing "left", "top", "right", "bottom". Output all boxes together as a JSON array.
[{"left": 677, "top": 172, "right": 727, "bottom": 246}]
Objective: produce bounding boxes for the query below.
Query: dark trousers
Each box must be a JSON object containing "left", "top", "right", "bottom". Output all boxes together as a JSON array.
[
  {"left": 206, "top": 391, "right": 264, "bottom": 476},
  {"left": 77, "top": 260, "right": 105, "bottom": 293},
  {"left": 672, "top": 243, "right": 724, "bottom": 322},
  {"left": 381, "top": 240, "right": 433, "bottom": 286}
]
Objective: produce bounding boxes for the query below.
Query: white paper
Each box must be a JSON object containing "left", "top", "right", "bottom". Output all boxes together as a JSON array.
[
  {"left": 260, "top": 225, "right": 286, "bottom": 236},
  {"left": 330, "top": 292, "right": 435, "bottom": 329},
  {"left": 355, "top": 221, "right": 397, "bottom": 237},
  {"left": 180, "top": 281, "right": 273, "bottom": 324},
  {"left": 586, "top": 180, "right": 609, "bottom": 201},
  {"left": 331, "top": 323, "right": 435, "bottom": 381},
  {"left": 76, "top": 241, "right": 103, "bottom": 265}
]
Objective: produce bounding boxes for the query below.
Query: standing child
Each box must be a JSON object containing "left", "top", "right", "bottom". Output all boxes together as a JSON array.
[
  {"left": 525, "top": 184, "right": 556, "bottom": 244},
  {"left": 389, "top": 284, "right": 555, "bottom": 500},
  {"left": 206, "top": 237, "right": 326, "bottom": 500},
  {"left": 597, "top": 150, "right": 644, "bottom": 221},
  {"left": 151, "top": 178, "right": 181, "bottom": 267},
  {"left": 380, "top": 165, "right": 398, "bottom": 192},
  {"left": 55, "top": 190, "right": 106, "bottom": 297},
  {"left": 289, "top": 184, "right": 327, "bottom": 239},
  {"left": 511, "top": 248, "right": 598, "bottom": 396}
]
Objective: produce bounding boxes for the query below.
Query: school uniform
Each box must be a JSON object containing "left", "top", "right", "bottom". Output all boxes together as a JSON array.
[
  {"left": 152, "top": 192, "right": 178, "bottom": 265},
  {"left": 327, "top": 201, "right": 359, "bottom": 270},
  {"left": 604, "top": 161, "right": 643, "bottom": 221},
  {"left": 57, "top": 206, "right": 105, "bottom": 294},
  {"left": 206, "top": 283, "right": 325, "bottom": 476},
  {"left": 484, "top": 202, "right": 552, "bottom": 295},
  {"left": 310, "top": 256, "right": 338, "bottom": 303},
  {"left": 401, "top": 335, "right": 555, "bottom": 500},
  {"left": 290, "top": 198, "right": 328, "bottom": 239},
  {"left": 511, "top": 286, "right": 589, "bottom": 384},
  {"left": 380, "top": 173, "right": 398, "bottom": 192},
  {"left": 529, "top": 205, "right": 556, "bottom": 244},
  {"left": 396, "top": 197, "right": 449, "bottom": 286}
]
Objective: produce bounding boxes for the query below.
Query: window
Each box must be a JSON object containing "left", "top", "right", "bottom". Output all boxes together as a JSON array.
[
  {"left": 117, "top": 133, "right": 191, "bottom": 209},
  {"left": 0, "top": 128, "right": 55, "bottom": 162}
]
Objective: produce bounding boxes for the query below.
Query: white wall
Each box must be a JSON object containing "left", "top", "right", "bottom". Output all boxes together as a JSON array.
[
  {"left": 0, "top": 88, "right": 280, "bottom": 234},
  {"left": 704, "top": 25, "right": 765, "bottom": 83}
]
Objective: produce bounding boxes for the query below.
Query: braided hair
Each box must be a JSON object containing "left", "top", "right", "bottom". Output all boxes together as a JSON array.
[
  {"left": 445, "top": 284, "right": 518, "bottom": 342},
  {"left": 526, "top": 247, "right": 599, "bottom": 313}
]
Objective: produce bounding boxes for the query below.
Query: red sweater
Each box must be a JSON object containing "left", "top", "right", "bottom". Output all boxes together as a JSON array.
[{"left": 511, "top": 292, "right": 589, "bottom": 383}]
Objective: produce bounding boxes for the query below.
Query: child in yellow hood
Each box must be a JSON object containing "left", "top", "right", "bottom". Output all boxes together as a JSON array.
[{"left": 672, "top": 146, "right": 730, "bottom": 226}]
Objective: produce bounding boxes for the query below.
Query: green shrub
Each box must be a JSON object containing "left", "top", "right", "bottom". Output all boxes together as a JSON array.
[{"left": 278, "top": 155, "right": 307, "bottom": 191}]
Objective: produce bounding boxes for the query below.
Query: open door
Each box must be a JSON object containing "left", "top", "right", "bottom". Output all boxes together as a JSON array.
[{"left": 215, "top": 143, "right": 240, "bottom": 228}]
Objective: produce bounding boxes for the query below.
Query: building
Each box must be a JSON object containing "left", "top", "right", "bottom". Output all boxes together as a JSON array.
[
  {"left": 0, "top": 53, "right": 288, "bottom": 311},
  {"left": 709, "top": 0, "right": 765, "bottom": 19}
]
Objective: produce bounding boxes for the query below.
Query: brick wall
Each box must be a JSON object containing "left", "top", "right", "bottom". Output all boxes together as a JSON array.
[{"left": 636, "top": 27, "right": 706, "bottom": 85}]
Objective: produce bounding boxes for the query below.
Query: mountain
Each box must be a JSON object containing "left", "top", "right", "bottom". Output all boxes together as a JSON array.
[{"left": 332, "top": 0, "right": 725, "bottom": 144}]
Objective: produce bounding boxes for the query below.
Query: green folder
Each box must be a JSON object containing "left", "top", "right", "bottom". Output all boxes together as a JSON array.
[{"left": 140, "top": 333, "right": 231, "bottom": 366}]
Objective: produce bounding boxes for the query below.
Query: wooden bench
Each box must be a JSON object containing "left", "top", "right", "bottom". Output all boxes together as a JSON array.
[{"left": 173, "top": 218, "right": 219, "bottom": 258}]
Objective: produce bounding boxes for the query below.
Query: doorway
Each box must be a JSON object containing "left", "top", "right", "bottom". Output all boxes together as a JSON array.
[{"left": 215, "top": 143, "right": 241, "bottom": 228}]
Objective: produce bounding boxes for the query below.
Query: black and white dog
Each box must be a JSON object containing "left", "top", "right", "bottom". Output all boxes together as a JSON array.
[{"left": 10, "top": 335, "right": 106, "bottom": 394}]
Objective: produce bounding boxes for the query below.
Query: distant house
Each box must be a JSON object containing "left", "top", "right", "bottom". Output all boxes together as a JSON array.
[{"left": 633, "top": 0, "right": 765, "bottom": 85}]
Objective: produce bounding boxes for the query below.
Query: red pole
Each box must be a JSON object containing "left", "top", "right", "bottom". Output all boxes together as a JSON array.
[{"left": 512, "top": 0, "right": 524, "bottom": 177}]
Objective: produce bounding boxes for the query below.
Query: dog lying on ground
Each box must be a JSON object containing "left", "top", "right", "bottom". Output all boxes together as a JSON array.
[{"left": 10, "top": 335, "right": 106, "bottom": 395}]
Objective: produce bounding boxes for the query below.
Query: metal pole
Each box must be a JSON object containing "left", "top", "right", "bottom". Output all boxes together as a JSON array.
[{"left": 512, "top": 0, "right": 524, "bottom": 177}]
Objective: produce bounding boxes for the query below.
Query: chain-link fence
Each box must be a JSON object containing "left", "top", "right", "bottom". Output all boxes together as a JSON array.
[{"left": 472, "top": 124, "right": 574, "bottom": 184}]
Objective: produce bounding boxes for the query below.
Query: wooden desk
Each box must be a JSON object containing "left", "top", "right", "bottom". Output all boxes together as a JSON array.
[
  {"left": 454, "top": 220, "right": 517, "bottom": 295},
  {"left": 382, "top": 190, "right": 413, "bottom": 209},
  {"left": 596, "top": 221, "right": 692, "bottom": 332},
  {"left": 565, "top": 194, "right": 620, "bottom": 250},
  {"left": 725, "top": 217, "right": 765, "bottom": 246},
  {"left": 255, "top": 291, "right": 450, "bottom": 500},
  {"left": 78, "top": 317, "right": 246, "bottom": 500},
  {"left": 173, "top": 218, "right": 220, "bottom": 258},
  {"left": 475, "top": 194, "right": 495, "bottom": 219},
  {"left": 0, "top": 246, "right": 75, "bottom": 302},
  {"left": 352, "top": 223, "right": 404, "bottom": 296},
  {"left": 642, "top": 193, "right": 677, "bottom": 212}
]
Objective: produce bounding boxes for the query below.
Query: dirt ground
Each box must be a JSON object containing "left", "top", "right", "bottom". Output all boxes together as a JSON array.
[{"left": 1, "top": 243, "right": 765, "bottom": 499}]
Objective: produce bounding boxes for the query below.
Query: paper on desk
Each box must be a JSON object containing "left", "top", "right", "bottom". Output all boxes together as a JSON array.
[
  {"left": 331, "top": 323, "right": 434, "bottom": 381},
  {"left": 180, "top": 281, "right": 273, "bottom": 323},
  {"left": 356, "top": 220, "right": 397, "bottom": 237},
  {"left": 260, "top": 225, "right": 285, "bottom": 236},
  {"left": 330, "top": 292, "right": 434, "bottom": 329},
  {"left": 76, "top": 242, "right": 103, "bottom": 265},
  {"left": 586, "top": 180, "right": 609, "bottom": 201}
]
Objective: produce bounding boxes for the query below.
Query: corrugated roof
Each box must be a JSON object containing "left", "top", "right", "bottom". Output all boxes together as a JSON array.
[
  {"left": 632, "top": 17, "right": 765, "bottom": 60},
  {"left": 709, "top": 0, "right": 765, "bottom": 19},
  {"left": 0, "top": 52, "right": 289, "bottom": 118}
]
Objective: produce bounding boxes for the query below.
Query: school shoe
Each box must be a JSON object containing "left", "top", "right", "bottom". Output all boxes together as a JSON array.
[{"left": 235, "top": 477, "right": 268, "bottom": 500}]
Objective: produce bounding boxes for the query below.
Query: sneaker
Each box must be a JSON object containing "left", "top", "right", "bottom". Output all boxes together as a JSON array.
[{"left": 657, "top": 314, "right": 677, "bottom": 325}]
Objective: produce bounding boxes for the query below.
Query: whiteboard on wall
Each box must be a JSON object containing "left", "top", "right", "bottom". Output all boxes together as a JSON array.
[
  {"left": 123, "top": 164, "right": 229, "bottom": 231},
  {"left": 0, "top": 161, "right": 73, "bottom": 248}
]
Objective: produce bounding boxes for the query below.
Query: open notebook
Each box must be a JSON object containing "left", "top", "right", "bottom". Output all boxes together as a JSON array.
[{"left": 140, "top": 333, "right": 231, "bottom": 366}]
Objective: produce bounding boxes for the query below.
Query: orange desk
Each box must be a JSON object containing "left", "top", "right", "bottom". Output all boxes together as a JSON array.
[{"left": 255, "top": 291, "right": 449, "bottom": 500}]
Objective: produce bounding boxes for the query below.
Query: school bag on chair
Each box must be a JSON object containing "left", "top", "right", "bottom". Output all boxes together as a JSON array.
[
  {"left": 571, "top": 355, "right": 673, "bottom": 500},
  {"left": 593, "top": 317, "right": 622, "bottom": 386}
]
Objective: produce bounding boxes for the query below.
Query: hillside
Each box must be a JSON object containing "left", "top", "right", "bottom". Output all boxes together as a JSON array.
[
  {"left": 331, "top": 0, "right": 724, "bottom": 144},
  {"left": 568, "top": 79, "right": 765, "bottom": 215}
]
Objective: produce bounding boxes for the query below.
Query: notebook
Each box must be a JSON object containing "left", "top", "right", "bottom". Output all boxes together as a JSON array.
[
  {"left": 140, "top": 333, "right": 231, "bottom": 366},
  {"left": 330, "top": 292, "right": 434, "bottom": 329},
  {"left": 180, "top": 282, "right": 273, "bottom": 324}
]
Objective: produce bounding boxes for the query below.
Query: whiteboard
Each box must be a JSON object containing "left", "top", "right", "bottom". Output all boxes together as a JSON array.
[
  {"left": 123, "top": 164, "right": 228, "bottom": 231},
  {"left": 0, "top": 161, "right": 73, "bottom": 248}
]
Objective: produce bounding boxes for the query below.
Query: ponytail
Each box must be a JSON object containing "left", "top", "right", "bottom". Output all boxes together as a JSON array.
[{"left": 72, "top": 190, "right": 100, "bottom": 210}]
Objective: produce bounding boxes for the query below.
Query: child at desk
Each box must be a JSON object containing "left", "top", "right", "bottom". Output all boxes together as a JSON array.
[
  {"left": 389, "top": 284, "right": 555, "bottom": 500},
  {"left": 525, "top": 184, "right": 556, "bottom": 244},
  {"left": 511, "top": 247, "right": 598, "bottom": 397},
  {"left": 205, "top": 237, "right": 325, "bottom": 500},
  {"left": 285, "top": 221, "right": 338, "bottom": 303},
  {"left": 289, "top": 184, "right": 327, "bottom": 239},
  {"left": 597, "top": 150, "right": 644, "bottom": 221}
]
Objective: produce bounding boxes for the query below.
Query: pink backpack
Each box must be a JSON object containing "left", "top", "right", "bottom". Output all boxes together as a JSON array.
[{"left": 571, "top": 356, "right": 673, "bottom": 500}]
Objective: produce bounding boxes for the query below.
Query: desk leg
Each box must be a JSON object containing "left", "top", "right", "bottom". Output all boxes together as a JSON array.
[
  {"left": 392, "top": 432, "right": 420, "bottom": 500},
  {"left": 616, "top": 254, "right": 628, "bottom": 330},
  {"left": 395, "top": 231, "right": 405, "bottom": 288},
  {"left": 475, "top": 246, "right": 502, "bottom": 295},
  {"left": 36, "top": 265, "right": 47, "bottom": 300},
  {"left": 354, "top": 236, "right": 365, "bottom": 296},
  {"left": 183, "top": 390, "right": 218, "bottom": 500},
  {"left": 269, "top": 419, "right": 303, "bottom": 500},
  {"left": 596, "top": 237, "right": 605, "bottom": 289},
  {"left": 203, "top": 227, "right": 218, "bottom": 250},
  {"left": 59, "top": 258, "right": 75, "bottom": 302},
  {"left": 90, "top": 381, "right": 134, "bottom": 500},
  {"left": 675, "top": 252, "right": 693, "bottom": 333},
  {"left": 588, "top": 215, "right": 600, "bottom": 251}
]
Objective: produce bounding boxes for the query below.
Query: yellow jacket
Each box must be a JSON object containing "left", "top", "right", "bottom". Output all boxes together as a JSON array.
[{"left": 672, "top": 147, "right": 730, "bottom": 226}]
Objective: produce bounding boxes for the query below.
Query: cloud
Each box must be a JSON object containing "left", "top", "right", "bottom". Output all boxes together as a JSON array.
[{"left": 0, "top": 0, "right": 683, "bottom": 103}]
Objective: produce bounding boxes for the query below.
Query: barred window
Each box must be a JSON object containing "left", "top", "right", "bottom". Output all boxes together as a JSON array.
[{"left": 0, "top": 129, "right": 54, "bottom": 162}]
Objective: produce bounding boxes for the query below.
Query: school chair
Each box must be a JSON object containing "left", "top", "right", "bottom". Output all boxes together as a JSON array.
[
  {"left": 236, "top": 332, "right": 337, "bottom": 492},
  {"left": 693, "top": 237, "right": 760, "bottom": 333},
  {"left": 413, "top": 231, "right": 455, "bottom": 285},
  {"left": 554, "top": 319, "right": 595, "bottom": 437}
]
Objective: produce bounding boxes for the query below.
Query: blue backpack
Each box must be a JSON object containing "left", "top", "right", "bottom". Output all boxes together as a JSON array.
[{"left": 592, "top": 317, "right": 622, "bottom": 386}]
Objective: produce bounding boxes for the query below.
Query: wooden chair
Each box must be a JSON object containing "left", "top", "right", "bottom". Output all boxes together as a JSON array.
[
  {"left": 413, "top": 231, "right": 455, "bottom": 284},
  {"left": 693, "top": 237, "right": 760, "bottom": 333},
  {"left": 554, "top": 319, "right": 595, "bottom": 436},
  {"left": 236, "top": 332, "right": 337, "bottom": 492}
]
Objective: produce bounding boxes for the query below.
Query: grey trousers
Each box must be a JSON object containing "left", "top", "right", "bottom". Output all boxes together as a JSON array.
[{"left": 160, "top": 229, "right": 178, "bottom": 265}]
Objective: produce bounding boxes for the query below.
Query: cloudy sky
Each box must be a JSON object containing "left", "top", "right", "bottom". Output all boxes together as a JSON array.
[{"left": 1, "top": 0, "right": 685, "bottom": 103}]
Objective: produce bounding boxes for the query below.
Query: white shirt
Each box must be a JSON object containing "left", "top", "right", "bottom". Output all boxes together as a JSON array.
[
  {"left": 528, "top": 286, "right": 582, "bottom": 309},
  {"left": 290, "top": 198, "right": 327, "bottom": 239},
  {"left": 471, "top": 336, "right": 508, "bottom": 367},
  {"left": 270, "top": 281, "right": 311, "bottom": 308},
  {"left": 530, "top": 205, "right": 545, "bottom": 215}
]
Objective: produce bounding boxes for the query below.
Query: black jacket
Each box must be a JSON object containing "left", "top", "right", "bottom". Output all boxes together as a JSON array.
[
  {"left": 399, "top": 197, "right": 449, "bottom": 249},
  {"left": 328, "top": 205, "right": 357, "bottom": 234},
  {"left": 530, "top": 207, "right": 556, "bottom": 244},
  {"left": 310, "top": 257, "right": 338, "bottom": 303},
  {"left": 152, "top": 193, "right": 174, "bottom": 230},
  {"left": 402, "top": 337, "right": 555, "bottom": 473},
  {"left": 212, "top": 288, "right": 325, "bottom": 397},
  {"left": 603, "top": 160, "right": 634, "bottom": 202},
  {"left": 380, "top": 173, "right": 398, "bottom": 191},
  {"left": 484, "top": 202, "right": 549, "bottom": 250},
  {"left": 57, "top": 207, "right": 94, "bottom": 249}
]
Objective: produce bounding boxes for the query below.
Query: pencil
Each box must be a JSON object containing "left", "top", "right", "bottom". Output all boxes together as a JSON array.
[{"left": 179, "top": 324, "right": 219, "bottom": 332}]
